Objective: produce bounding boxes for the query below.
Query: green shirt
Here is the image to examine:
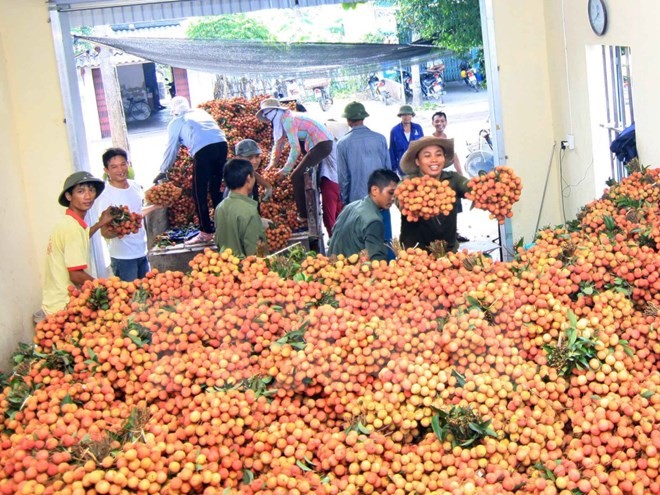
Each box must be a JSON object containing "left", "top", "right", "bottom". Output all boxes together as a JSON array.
[
  {"left": 400, "top": 170, "right": 470, "bottom": 253},
  {"left": 328, "top": 196, "right": 387, "bottom": 261},
  {"left": 214, "top": 191, "right": 266, "bottom": 257}
]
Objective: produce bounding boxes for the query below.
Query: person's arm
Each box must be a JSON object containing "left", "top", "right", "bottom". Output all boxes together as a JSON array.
[
  {"left": 337, "top": 142, "right": 350, "bottom": 205},
  {"left": 254, "top": 172, "right": 273, "bottom": 201},
  {"left": 455, "top": 174, "right": 470, "bottom": 198},
  {"left": 382, "top": 137, "right": 392, "bottom": 170},
  {"left": 90, "top": 206, "right": 114, "bottom": 238},
  {"left": 69, "top": 269, "right": 93, "bottom": 287},
  {"left": 281, "top": 118, "right": 302, "bottom": 174},
  {"left": 267, "top": 137, "right": 285, "bottom": 170},
  {"left": 243, "top": 213, "right": 267, "bottom": 257},
  {"left": 158, "top": 119, "right": 183, "bottom": 176},
  {"left": 389, "top": 128, "right": 397, "bottom": 171},
  {"left": 364, "top": 220, "right": 387, "bottom": 261}
]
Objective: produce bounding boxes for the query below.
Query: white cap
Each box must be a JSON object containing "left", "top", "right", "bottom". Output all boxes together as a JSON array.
[{"left": 170, "top": 96, "right": 191, "bottom": 116}]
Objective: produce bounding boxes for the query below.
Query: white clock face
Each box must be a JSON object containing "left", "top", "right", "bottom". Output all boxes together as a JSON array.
[{"left": 589, "top": 0, "right": 607, "bottom": 35}]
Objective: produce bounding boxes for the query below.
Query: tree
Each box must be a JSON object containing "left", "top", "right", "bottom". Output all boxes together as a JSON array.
[
  {"left": 186, "top": 14, "right": 273, "bottom": 40},
  {"left": 395, "top": 0, "right": 482, "bottom": 53}
]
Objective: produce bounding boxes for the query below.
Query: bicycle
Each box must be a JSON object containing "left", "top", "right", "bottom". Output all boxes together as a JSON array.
[{"left": 124, "top": 96, "right": 151, "bottom": 122}]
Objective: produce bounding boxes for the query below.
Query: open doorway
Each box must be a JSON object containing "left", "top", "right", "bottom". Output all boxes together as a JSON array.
[{"left": 587, "top": 44, "right": 635, "bottom": 189}]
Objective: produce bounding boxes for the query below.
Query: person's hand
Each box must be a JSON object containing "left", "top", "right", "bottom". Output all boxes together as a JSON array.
[
  {"left": 153, "top": 172, "right": 167, "bottom": 184},
  {"left": 98, "top": 206, "right": 115, "bottom": 227},
  {"left": 264, "top": 161, "right": 277, "bottom": 171},
  {"left": 277, "top": 168, "right": 291, "bottom": 177},
  {"left": 262, "top": 186, "right": 273, "bottom": 202}
]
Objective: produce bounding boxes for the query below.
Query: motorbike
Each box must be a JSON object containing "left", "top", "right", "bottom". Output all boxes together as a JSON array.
[
  {"left": 303, "top": 77, "right": 333, "bottom": 112},
  {"left": 366, "top": 74, "right": 393, "bottom": 105},
  {"left": 461, "top": 67, "right": 480, "bottom": 92},
  {"left": 313, "top": 85, "right": 333, "bottom": 112},
  {"left": 367, "top": 73, "right": 380, "bottom": 99},
  {"left": 420, "top": 70, "right": 444, "bottom": 100}
]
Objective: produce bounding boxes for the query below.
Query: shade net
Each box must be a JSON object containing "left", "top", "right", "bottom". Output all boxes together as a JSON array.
[{"left": 78, "top": 36, "right": 446, "bottom": 78}]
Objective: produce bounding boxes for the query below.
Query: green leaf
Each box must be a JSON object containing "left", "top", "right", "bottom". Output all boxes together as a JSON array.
[
  {"left": 356, "top": 422, "right": 372, "bottom": 435},
  {"left": 567, "top": 310, "right": 578, "bottom": 329},
  {"left": 125, "top": 332, "right": 144, "bottom": 347},
  {"left": 641, "top": 390, "right": 654, "bottom": 399},
  {"left": 431, "top": 415, "right": 445, "bottom": 441},
  {"left": 466, "top": 295, "right": 481, "bottom": 308},
  {"left": 603, "top": 215, "right": 616, "bottom": 231},
  {"left": 451, "top": 369, "right": 466, "bottom": 387},
  {"left": 242, "top": 469, "right": 254, "bottom": 484},
  {"left": 296, "top": 460, "right": 313, "bottom": 472}
]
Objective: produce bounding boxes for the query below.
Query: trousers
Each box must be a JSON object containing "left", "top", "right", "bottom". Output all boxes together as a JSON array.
[{"left": 193, "top": 141, "right": 228, "bottom": 233}]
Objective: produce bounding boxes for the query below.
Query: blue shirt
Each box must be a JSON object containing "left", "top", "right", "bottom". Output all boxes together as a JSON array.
[
  {"left": 160, "top": 109, "right": 226, "bottom": 173},
  {"left": 336, "top": 125, "right": 391, "bottom": 205},
  {"left": 389, "top": 122, "right": 424, "bottom": 174}
]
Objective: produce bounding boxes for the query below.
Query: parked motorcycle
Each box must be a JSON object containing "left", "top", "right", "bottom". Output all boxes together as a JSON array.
[
  {"left": 420, "top": 70, "right": 444, "bottom": 100},
  {"left": 366, "top": 74, "right": 393, "bottom": 105},
  {"left": 460, "top": 67, "right": 480, "bottom": 92},
  {"left": 303, "top": 77, "right": 333, "bottom": 112},
  {"left": 313, "top": 86, "right": 333, "bottom": 112}
]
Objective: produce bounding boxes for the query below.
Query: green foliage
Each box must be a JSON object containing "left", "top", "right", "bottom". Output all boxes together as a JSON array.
[
  {"left": 72, "top": 26, "right": 94, "bottom": 57},
  {"left": 186, "top": 14, "right": 273, "bottom": 41},
  {"left": 123, "top": 319, "right": 153, "bottom": 347},
  {"left": 543, "top": 311, "right": 600, "bottom": 377},
  {"left": 395, "top": 0, "right": 482, "bottom": 53},
  {"left": 88, "top": 287, "right": 110, "bottom": 311},
  {"left": 431, "top": 405, "right": 497, "bottom": 448}
]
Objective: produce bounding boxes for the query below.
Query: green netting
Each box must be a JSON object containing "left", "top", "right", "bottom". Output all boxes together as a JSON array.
[{"left": 79, "top": 36, "right": 446, "bottom": 78}]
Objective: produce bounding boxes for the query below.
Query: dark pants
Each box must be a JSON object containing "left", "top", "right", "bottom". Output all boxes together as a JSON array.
[
  {"left": 111, "top": 256, "right": 150, "bottom": 282},
  {"left": 381, "top": 209, "right": 395, "bottom": 261},
  {"left": 192, "top": 141, "right": 228, "bottom": 233},
  {"left": 291, "top": 140, "right": 333, "bottom": 218}
]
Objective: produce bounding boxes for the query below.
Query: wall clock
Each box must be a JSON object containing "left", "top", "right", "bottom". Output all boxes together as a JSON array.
[{"left": 588, "top": 0, "right": 608, "bottom": 36}]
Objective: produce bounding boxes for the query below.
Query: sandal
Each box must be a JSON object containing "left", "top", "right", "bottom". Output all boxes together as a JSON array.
[{"left": 184, "top": 231, "right": 214, "bottom": 246}]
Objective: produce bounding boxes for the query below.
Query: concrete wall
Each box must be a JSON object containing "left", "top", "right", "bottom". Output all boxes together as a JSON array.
[{"left": 0, "top": 0, "right": 73, "bottom": 368}]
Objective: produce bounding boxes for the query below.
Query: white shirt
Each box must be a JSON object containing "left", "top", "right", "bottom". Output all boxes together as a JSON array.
[
  {"left": 319, "top": 140, "right": 339, "bottom": 183},
  {"left": 95, "top": 180, "right": 147, "bottom": 259}
]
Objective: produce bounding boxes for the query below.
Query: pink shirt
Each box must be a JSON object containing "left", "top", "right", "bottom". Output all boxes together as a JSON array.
[{"left": 273, "top": 111, "right": 333, "bottom": 171}]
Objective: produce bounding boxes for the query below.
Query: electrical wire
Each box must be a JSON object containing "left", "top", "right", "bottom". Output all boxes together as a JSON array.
[
  {"left": 534, "top": 141, "right": 558, "bottom": 234},
  {"left": 559, "top": 147, "right": 595, "bottom": 224}
]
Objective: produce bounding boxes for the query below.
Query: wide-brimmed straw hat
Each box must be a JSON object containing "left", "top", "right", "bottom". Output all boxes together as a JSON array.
[
  {"left": 400, "top": 136, "right": 454, "bottom": 176},
  {"left": 58, "top": 171, "right": 105, "bottom": 207},
  {"left": 256, "top": 98, "right": 288, "bottom": 122}
]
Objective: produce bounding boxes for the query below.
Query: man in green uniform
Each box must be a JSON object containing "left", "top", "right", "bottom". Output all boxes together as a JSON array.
[
  {"left": 328, "top": 169, "right": 400, "bottom": 261},
  {"left": 214, "top": 158, "right": 267, "bottom": 257}
]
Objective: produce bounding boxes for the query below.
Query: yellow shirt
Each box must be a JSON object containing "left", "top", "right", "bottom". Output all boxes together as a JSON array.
[{"left": 42, "top": 210, "right": 89, "bottom": 315}]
